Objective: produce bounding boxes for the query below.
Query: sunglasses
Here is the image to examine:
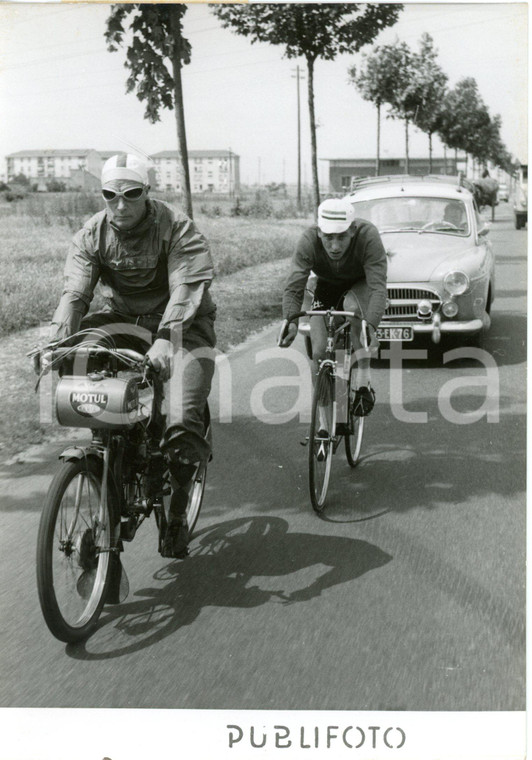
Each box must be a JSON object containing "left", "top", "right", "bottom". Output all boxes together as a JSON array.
[{"left": 101, "top": 186, "right": 146, "bottom": 202}]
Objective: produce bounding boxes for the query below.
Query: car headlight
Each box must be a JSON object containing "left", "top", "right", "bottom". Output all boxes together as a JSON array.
[{"left": 444, "top": 270, "right": 470, "bottom": 296}]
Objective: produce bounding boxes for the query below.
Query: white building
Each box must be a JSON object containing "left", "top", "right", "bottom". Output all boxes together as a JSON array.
[
  {"left": 5, "top": 148, "right": 241, "bottom": 193},
  {"left": 151, "top": 150, "right": 240, "bottom": 193},
  {"left": 6, "top": 149, "right": 101, "bottom": 185}
]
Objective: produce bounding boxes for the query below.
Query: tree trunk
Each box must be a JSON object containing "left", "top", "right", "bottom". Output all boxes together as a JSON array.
[
  {"left": 404, "top": 118, "right": 410, "bottom": 174},
  {"left": 169, "top": 6, "right": 193, "bottom": 219},
  {"left": 306, "top": 56, "right": 320, "bottom": 211},
  {"left": 428, "top": 132, "right": 433, "bottom": 173},
  {"left": 376, "top": 103, "right": 381, "bottom": 177},
  {"left": 444, "top": 145, "right": 447, "bottom": 174}
]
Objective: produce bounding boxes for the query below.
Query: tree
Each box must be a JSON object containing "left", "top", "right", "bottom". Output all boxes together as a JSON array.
[
  {"left": 348, "top": 49, "right": 399, "bottom": 176},
  {"left": 438, "top": 78, "right": 487, "bottom": 175},
  {"left": 212, "top": 3, "right": 402, "bottom": 209},
  {"left": 410, "top": 34, "right": 448, "bottom": 173},
  {"left": 105, "top": 4, "right": 194, "bottom": 217}
]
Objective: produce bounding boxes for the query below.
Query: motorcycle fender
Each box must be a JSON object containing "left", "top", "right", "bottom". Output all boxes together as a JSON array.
[{"left": 59, "top": 445, "right": 103, "bottom": 463}]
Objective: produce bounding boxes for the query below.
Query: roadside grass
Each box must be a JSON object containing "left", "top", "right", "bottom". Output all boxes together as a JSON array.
[
  {"left": 0, "top": 208, "right": 304, "bottom": 460},
  {"left": 0, "top": 212, "right": 308, "bottom": 337}
]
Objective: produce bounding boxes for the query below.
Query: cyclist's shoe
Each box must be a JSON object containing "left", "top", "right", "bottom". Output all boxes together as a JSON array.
[
  {"left": 352, "top": 385, "right": 376, "bottom": 417},
  {"left": 316, "top": 429, "right": 329, "bottom": 462},
  {"left": 160, "top": 518, "right": 190, "bottom": 559}
]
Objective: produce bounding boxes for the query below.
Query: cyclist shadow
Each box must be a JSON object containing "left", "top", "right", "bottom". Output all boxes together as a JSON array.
[{"left": 66, "top": 516, "right": 391, "bottom": 660}]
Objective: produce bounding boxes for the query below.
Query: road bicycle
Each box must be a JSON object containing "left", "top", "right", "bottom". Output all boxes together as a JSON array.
[
  {"left": 29, "top": 335, "right": 210, "bottom": 643},
  {"left": 279, "top": 310, "right": 369, "bottom": 513}
]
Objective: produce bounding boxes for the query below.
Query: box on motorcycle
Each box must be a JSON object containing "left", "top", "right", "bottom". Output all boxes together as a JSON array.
[{"left": 56, "top": 374, "right": 148, "bottom": 429}]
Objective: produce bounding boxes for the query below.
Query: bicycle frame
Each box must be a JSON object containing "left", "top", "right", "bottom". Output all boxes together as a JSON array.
[{"left": 279, "top": 310, "right": 369, "bottom": 431}]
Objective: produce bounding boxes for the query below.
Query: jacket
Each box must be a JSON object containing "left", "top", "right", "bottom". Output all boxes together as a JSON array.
[{"left": 50, "top": 199, "right": 215, "bottom": 343}]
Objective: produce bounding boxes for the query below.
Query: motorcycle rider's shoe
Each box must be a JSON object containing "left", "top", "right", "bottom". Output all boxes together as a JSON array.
[{"left": 160, "top": 517, "right": 189, "bottom": 559}]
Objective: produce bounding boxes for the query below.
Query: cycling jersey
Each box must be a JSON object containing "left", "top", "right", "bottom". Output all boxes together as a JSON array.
[{"left": 282, "top": 219, "right": 387, "bottom": 329}]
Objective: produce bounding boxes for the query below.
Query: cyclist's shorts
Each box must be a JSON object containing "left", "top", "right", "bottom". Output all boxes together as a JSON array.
[{"left": 311, "top": 279, "right": 369, "bottom": 316}]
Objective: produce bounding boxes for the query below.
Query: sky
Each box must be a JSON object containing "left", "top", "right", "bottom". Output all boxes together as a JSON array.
[{"left": 0, "top": 1, "right": 528, "bottom": 186}]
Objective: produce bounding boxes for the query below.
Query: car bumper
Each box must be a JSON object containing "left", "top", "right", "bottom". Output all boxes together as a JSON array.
[{"left": 299, "top": 315, "right": 487, "bottom": 342}]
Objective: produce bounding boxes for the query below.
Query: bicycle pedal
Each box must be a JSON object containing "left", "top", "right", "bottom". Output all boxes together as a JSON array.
[{"left": 300, "top": 438, "right": 309, "bottom": 447}]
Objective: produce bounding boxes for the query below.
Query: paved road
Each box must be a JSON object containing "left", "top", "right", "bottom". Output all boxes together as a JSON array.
[{"left": 0, "top": 210, "right": 525, "bottom": 712}]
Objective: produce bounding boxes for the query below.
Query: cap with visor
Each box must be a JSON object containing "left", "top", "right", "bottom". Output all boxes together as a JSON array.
[{"left": 317, "top": 198, "right": 356, "bottom": 234}]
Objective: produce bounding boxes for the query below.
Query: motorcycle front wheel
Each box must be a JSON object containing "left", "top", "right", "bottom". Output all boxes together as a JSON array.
[{"left": 36, "top": 458, "right": 114, "bottom": 643}]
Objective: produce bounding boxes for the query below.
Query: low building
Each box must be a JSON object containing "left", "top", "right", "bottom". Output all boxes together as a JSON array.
[
  {"left": 322, "top": 156, "right": 467, "bottom": 193},
  {"left": 151, "top": 149, "right": 240, "bottom": 193},
  {"left": 6, "top": 149, "right": 101, "bottom": 184}
]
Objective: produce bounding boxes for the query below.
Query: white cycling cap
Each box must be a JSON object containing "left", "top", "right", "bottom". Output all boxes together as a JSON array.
[
  {"left": 317, "top": 198, "right": 356, "bottom": 234},
  {"left": 101, "top": 153, "right": 149, "bottom": 186}
]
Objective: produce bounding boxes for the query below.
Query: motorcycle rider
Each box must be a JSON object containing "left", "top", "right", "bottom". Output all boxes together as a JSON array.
[{"left": 41, "top": 153, "right": 216, "bottom": 559}]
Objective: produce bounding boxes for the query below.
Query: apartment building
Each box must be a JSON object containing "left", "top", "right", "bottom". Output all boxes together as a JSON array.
[
  {"left": 152, "top": 150, "right": 240, "bottom": 193},
  {"left": 6, "top": 149, "right": 101, "bottom": 184},
  {"left": 5, "top": 148, "right": 240, "bottom": 193}
]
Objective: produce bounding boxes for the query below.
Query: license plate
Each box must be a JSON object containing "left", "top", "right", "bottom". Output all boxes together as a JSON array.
[{"left": 377, "top": 325, "right": 414, "bottom": 341}]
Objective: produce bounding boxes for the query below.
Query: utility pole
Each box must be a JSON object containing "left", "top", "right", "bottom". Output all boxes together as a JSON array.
[
  {"left": 292, "top": 65, "right": 305, "bottom": 210},
  {"left": 228, "top": 147, "right": 232, "bottom": 198}
]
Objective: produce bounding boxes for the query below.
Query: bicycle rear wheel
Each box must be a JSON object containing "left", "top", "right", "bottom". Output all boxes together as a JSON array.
[
  {"left": 345, "top": 367, "right": 365, "bottom": 467},
  {"left": 309, "top": 365, "right": 335, "bottom": 513},
  {"left": 186, "top": 459, "right": 207, "bottom": 534},
  {"left": 36, "top": 458, "right": 114, "bottom": 643}
]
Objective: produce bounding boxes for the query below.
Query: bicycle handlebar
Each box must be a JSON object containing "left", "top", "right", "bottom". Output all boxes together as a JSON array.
[
  {"left": 278, "top": 310, "right": 369, "bottom": 350},
  {"left": 47, "top": 345, "right": 147, "bottom": 365}
]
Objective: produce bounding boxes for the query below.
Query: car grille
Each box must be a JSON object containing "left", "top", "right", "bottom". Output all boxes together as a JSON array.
[{"left": 383, "top": 287, "right": 442, "bottom": 320}]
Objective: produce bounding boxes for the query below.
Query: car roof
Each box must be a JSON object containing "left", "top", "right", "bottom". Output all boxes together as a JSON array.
[{"left": 344, "top": 174, "right": 474, "bottom": 203}]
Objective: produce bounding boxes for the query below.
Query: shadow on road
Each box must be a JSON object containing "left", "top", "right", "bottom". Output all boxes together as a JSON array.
[{"left": 65, "top": 516, "right": 392, "bottom": 660}]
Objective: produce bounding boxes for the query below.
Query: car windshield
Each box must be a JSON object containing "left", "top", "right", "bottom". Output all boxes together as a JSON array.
[{"left": 352, "top": 196, "right": 470, "bottom": 236}]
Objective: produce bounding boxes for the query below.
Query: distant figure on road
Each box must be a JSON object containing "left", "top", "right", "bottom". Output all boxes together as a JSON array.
[
  {"left": 46, "top": 153, "right": 217, "bottom": 559},
  {"left": 279, "top": 197, "right": 387, "bottom": 419}
]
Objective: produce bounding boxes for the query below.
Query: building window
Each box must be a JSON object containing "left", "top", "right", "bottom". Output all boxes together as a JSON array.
[{"left": 341, "top": 175, "right": 352, "bottom": 189}]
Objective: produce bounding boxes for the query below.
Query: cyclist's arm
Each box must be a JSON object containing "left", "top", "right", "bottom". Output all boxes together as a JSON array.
[
  {"left": 282, "top": 233, "right": 314, "bottom": 321},
  {"left": 156, "top": 213, "right": 214, "bottom": 344},
  {"left": 360, "top": 225, "right": 388, "bottom": 330},
  {"left": 49, "top": 226, "right": 100, "bottom": 343}
]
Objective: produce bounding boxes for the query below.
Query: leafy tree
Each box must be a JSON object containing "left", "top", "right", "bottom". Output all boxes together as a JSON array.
[
  {"left": 212, "top": 3, "right": 402, "bottom": 208},
  {"left": 438, "top": 78, "right": 487, "bottom": 175},
  {"left": 410, "top": 34, "right": 448, "bottom": 172},
  {"left": 348, "top": 48, "right": 400, "bottom": 176},
  {"left": 105, "top": 4, "right": 194, "bottom": 217}
]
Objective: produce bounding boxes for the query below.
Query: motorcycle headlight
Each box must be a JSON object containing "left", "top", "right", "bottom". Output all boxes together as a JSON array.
[{"left": 444, "top": 270, "right": 470, "bottom": 296}]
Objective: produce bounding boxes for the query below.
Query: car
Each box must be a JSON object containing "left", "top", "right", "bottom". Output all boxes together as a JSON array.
[
  {"left": 513, "top": 165, "right": 527, "bottom": 230},
  {"left": 300, "top": 175, "right": 495, "bottom": 350},
  {"left": 498, "top": 182, "right": 509, "bottom": 202}
]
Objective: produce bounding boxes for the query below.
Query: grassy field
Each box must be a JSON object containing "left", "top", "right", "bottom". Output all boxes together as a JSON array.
[
  {"left": 0, "top": 195, "right": 310, "bottom": 460},
  {"left": 0, "top": 200, "right": 309, "bottom": 336}
]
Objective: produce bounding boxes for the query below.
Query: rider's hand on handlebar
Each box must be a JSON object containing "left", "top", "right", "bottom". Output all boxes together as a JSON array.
[
  {"left": 146, "top": 338, "right": 173, "bottom": 382},
  {"left": 31, "top": 347, "right": 54, "bottom": 375},
  {"left": 279, "top": 321, "right": 298, "bottom": 348}
]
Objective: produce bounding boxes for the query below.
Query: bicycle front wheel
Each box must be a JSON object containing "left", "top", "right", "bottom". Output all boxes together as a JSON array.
[
  {"left": 36, "top": 458, "right": 114, "bottom": 643},
  {"left": 309, "top": 365, "right": 335, "bottom": 513},
  {"left": 345, "top": 368, "right": 365, "bottom": 467}
]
